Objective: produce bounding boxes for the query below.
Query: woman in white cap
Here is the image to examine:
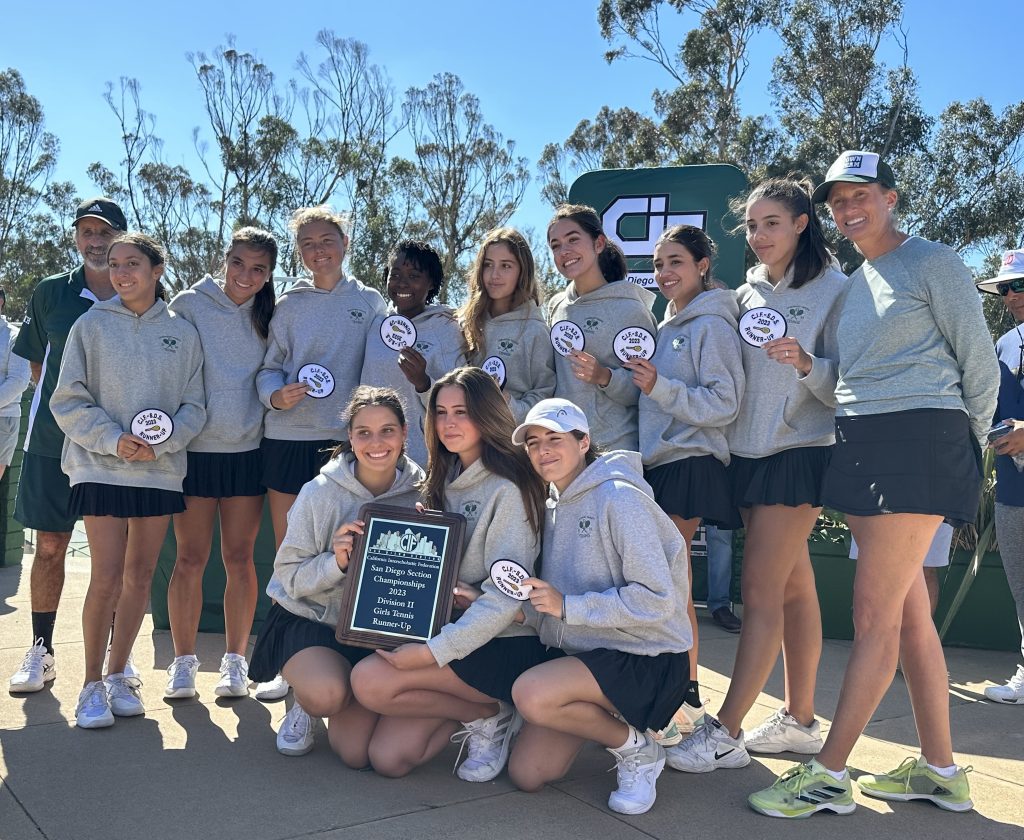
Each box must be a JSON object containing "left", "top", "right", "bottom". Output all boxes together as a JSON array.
[
  {"left": 505, "top": 397, "right": 693, "bottom": 816},
  {"left": 975, "top": 250, "right": 1024, "bottom": 705},
  {"left": 748, "top": 151, "right": 998, "bottom": 819}
]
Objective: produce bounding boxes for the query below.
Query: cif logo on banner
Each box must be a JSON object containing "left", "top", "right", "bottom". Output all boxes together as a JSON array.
[{"left": 601, "top": 194, "right": 706, "bottom": 289}]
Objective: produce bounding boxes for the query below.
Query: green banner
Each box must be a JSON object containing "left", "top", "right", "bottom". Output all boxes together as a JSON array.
[{"left": 568, "top": 165, "right": 749, "bottom": 305}]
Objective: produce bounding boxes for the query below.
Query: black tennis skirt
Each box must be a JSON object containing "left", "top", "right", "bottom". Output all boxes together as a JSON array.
[
  {"left": 575, "top": 648, "right": 691, "bottom": 733},
  {"left": 822, "top": 408, "right": 982, "bottom": 527},
  {"left": 69, "top": 482, "right": 185, "bottom": 518},
  {"left": 645, "top": 455, "right": 740, "bottom": 528},
  {"left": 730, "top": 445, "right": 832, "bottom": 509},
  {"left": 260, "top": 438, "right": 340, "bottom": 495},
  {"left": 248, "top": 602, "right": 374, "bottom": 683},
  {"left": 450, "top": 636, "right": 564, "bottom": 703},
  {"left": 183, "top": 449, "right": 264, "bottom": 498}
]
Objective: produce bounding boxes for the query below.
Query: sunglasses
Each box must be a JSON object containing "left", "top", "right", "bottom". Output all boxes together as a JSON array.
[{"left": 997, "top": 278, "right": 1024, "bottom": 296}]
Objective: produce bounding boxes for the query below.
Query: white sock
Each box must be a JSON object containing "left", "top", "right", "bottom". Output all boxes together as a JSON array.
[
  {"left": 615, "top": 724, "right": 643, "bottom": 751},
  {"left": 927, "top": 762, "right": 957, "bottom": 777},
  {"left": 810, "top": 758, "right": 847, "bottom": 780}
]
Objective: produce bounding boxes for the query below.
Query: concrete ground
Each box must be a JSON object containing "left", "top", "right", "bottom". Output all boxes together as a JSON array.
[{"left": 1, "top": 547, "right": 1022, "bottom": 840}]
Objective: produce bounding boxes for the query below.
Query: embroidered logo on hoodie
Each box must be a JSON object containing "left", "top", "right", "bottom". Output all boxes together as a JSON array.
[
  {"left": 498, "top": 338, "right": 517, "bottom": 356},
  {"left": 160, "top": 336, "right": 180, "bottom": 352},
  {"left": 461, "top": 500, "right": 481, "bottom": 521},
  {"left": 577, "top": 516, "right": 594, "bottom": 537},
  {"left": 582, "top": 317, "right": 603, "bottom": 334},
  {"left": 786, "top": 305, "right": 810, "bottom": 324},
  {"left": 348, "top": 308, "right": 366, "bottom": 323}
]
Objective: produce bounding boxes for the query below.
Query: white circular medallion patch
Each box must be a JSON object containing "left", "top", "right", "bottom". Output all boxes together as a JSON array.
[
  {"left": 380, "top": 315, "right": 417, "bottom": 351},
  {"left": 549, "top": 320, "right": 585, "bottom": 357},
  {"left": 489, "top": 559, "right": 533, "bottom": 601},
  {"left": 131, "top": 409, "right": 173, "bottom": 445},
  {"left": 298, "top": 364, "right": 335, "bottom": 399},
  {"left": 481, "top": 356, "right": 507, "bottom": 388},
  {"left": 739, "top": 307, "right": 787, "bottom": 346},
  {"left": 613, "top": 327, "right": 657, "bottom": 362}
]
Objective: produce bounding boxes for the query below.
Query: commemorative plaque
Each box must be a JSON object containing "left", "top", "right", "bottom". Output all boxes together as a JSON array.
[{"left": 336, "top": 504, "right": 466, "bottom": 650}]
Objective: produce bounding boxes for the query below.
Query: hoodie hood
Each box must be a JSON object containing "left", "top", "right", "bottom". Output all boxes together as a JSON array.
[
  {"left": 91, "top": 296, "right": 169, "bottom": 322},
  {"left": 320, "top": 451, "right": 425, "bottom": 500},
  {"left": 193, "top": 274, "right": 256, "bottom": 311},
  {"left": 663, "top": 287, "right": 739, "bottom": 327},
  {"left": 555, "top": 450, "right": 652, "bottom": 507},
  {"left": 744, "top": 257, "right": 843, "bottom": 294},
  {"left": 566, "top": 279, "right": 656, "bottom": 308},
  {"left": 487, "top": 299, "right": 546, "bottom": 325}
]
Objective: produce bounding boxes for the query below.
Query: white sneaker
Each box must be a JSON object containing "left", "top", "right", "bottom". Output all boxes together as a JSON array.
[
  {"left": 672, "top": 699, "right": 705, "bottom": 734},
  {"left": 984, "top": 664, "right": 1024, "bottom": 704},
  {"left": 103, "top": 646, "right": 141, "bottom": 681},
  {"left": 745, "top": 708, "right": 824, "bottom": 754},
  {"left": 254, "top": 674, "right": 290, "bottom": 701},
  {"left": 9, "top": 638, "right": 56, "bottom": 693},
  {"left": 277, "top": 703, "right": 315, "bottom": 756},
  {"left": 451, "top": 701, "right": 523, "bottom": 782},
  {"left": 215, "top": 654, "right": 250, "bottom": 698},
  {"left": 164, "top": 655, "right": 200, "bottom": 699},
  {"left": 606, "top": 732, "right": 665, "bottom": 815},
  {"left": 76, "top": 680, "right": 114, "bottom": 729},
  {"left": 105, "top": 673, "right": 145, "bottom": 717},
  {"left": 665, "top": 716, "right": 751, "bottom": 773}
]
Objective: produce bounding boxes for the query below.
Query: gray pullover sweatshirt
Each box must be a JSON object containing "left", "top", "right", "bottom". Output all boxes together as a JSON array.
[
  {"left": 257, "top": 277, "right": 386, "bottom": 441},
  {"left": 524, "top": 451, "right": 692, "bottom": 656},
  {"left": 426, "top": 458, "right": 540, "bottom": 667},
  {"left": 728, "top": 262, "right": 849, "bottom": 458},
  {"left": 360, "top": 304, "right": 467, "bottom": 466},
  {"left": 168, "top": 276, "right": 267, "bottom": 453},
  {"left": 472, "top": 301, "right": 556, "bottom": 423},
  {"left": 835, "top": 237, "right": 999, "bottom": 442},
  {"left": 266, "top": 453, "right": 425, "bottom": 626},
  {"left": 51, "top": 298, "right": 205, "bottom": 492},
  {"left": 0, "top": 320, "right": 31, "bottom": 417},
  {"left": 640, "top": 288, "right": 745, "bottom": 468},
  {"left": 545, "top": 281, "right": 657, "bottom": 451}
]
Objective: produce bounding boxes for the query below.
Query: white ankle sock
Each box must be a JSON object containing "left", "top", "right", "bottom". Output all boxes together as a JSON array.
[
  {"left": 615, "top": 724, "right": 642, "bottom": 751},
  {"left": 810, "top": 758, "right": 847, "bottom": 780},
  {"left": 927, "top": 762, "right": 957, "bottom": 777}
]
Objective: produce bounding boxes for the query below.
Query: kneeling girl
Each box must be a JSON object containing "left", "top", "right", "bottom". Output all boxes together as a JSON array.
[
  {"left": 248, "top": 386, "right": 424, "bottom": 766},
  {"left": 504, "top": 398, "right": 693, "bottom": 816}
]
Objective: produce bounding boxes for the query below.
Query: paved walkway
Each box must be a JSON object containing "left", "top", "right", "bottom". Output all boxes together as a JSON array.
[{"left": 1, "top": 551, "right": 1021, "bottom": 840}]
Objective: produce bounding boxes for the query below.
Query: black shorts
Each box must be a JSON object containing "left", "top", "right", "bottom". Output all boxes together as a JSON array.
[
  {"left": 730, "top": 445, "right": 832, "bottom": 509},
  {"left": 69, "top": 483, "right": 185, "bottom": 518},
  {"left": 15, "top": 452, "right": 76, "bottom": 532},
  {"left": 574, "top": 648, "right": 690, "bottom": 732},
  {"left": 449, "top": 636, "right": 564, "bottom": 703},
  {"left": 260, "top": 438, "right": 340, "bottom": 495},
  {"left": 822, "top": 408, "right": 982, "bottom": 527},
  {"left": 645, "top": 455, "right": 740, "bottom": 528},
  {"left": 248, "top": 602, "right": 374, "bottom": 683},
  {"left": 183, "top": 449, "right": 265, "bottom": 498}
]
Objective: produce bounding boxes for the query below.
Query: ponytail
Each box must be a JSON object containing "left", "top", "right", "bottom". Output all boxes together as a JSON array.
[{"left": 598, "top": 240, "right": 628, "bottom": 283}]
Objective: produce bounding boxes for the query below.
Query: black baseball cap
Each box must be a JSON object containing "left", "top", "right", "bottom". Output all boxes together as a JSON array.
[
  {"left": 812, "top": 151, "right": 897, "bottom": 204},
  {"left": 73, "top": 197, "right": 127, "bottom": 231}
]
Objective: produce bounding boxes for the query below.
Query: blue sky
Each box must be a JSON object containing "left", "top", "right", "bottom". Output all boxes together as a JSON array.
[{"left": 2, "top": 1, "right": 1017, "bottom": 233}]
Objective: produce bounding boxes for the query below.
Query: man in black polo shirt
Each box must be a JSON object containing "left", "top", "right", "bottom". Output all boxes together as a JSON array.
[{"left": 9, "top": 197, "right": 127, "bottom": 692}]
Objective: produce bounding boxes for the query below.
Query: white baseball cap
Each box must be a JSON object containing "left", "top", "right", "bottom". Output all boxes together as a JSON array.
[
  {"left": 511, "top": 398, "right": 589, "bottom": 445},
  {"left": 976, "top": 250, "right": 1024, "bottom": 295}
]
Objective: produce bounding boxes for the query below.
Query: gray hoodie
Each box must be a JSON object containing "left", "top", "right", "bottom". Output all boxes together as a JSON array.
[
  {"left": 51, "top": 298, "right": 205, "bottom": 492},
  {"left": 545, "top": 281, "right": 657, "bottom": 451},
  {"left": 473, "top": 301, "right": 556, "bottom": 423},
  {"left": 168, "top": 276, "right": 267, "bottom": 453},
  {"left": 0, "top": 319, "right": 31, "bottom": 418},
  {"left": 524, "top": 451, "right": 692, "bottom": 657},
  {"left": 728, "top": 262, "right": 849, "bottom": 458},
  {"left": 835, "top": 237, "right": 999, "bottom": 442},
  {"left": 359, "top": 304, "right": 467, "bottom": 466},
  {"left": 426, "top": 459, "right": 540, "bottom": 667},
  {"left": 257, "top": 277, "right": 387, "bottom": 441},
  {"left": 266, "top": 453, "right": 425, "bottom": 626},
  {"left": 640, "top": 288, "right": 745, "bottom": 468}
]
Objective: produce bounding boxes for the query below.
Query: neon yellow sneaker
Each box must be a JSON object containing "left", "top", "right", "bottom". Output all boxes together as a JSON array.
[
  {"left": 857, "top": 756, "right": 974, "bottom": 812},
  {"left": 748, "top": 760, "right": 855, "bottom": 819}
]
